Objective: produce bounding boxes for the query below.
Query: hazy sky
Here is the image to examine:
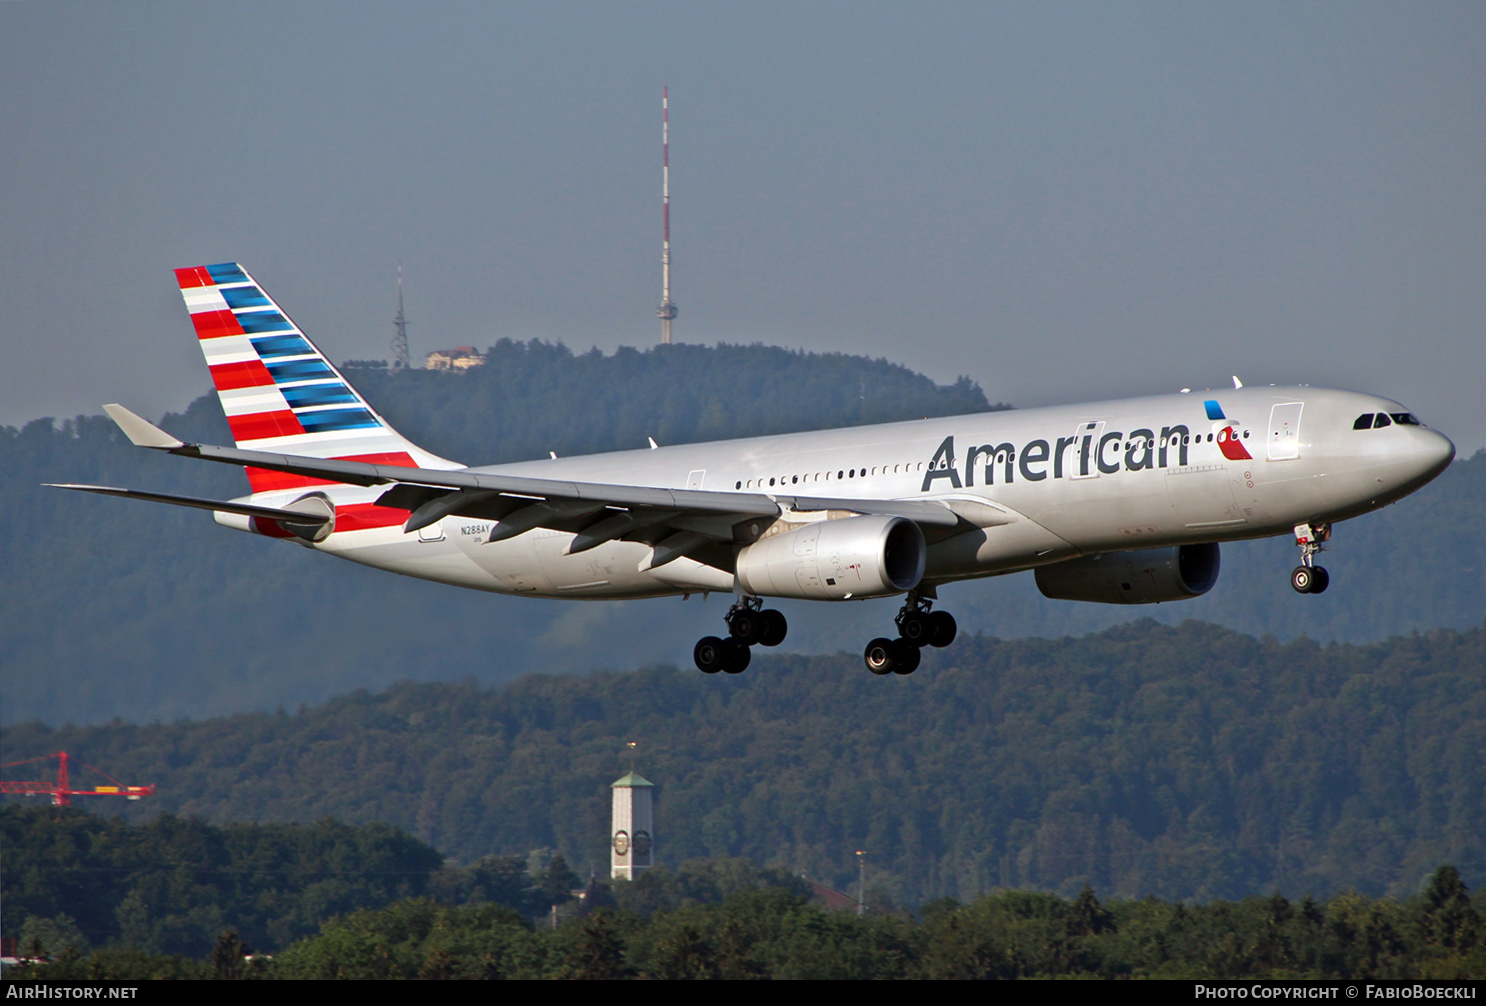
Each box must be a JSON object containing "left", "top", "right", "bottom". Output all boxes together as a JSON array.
[{"left": 3, "top": 2, "right": 1482, "bottom": 452}]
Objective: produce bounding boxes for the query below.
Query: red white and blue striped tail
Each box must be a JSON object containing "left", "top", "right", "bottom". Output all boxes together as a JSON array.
[{"left": 175, "top": 263, "right": 461, "bottom": 493}]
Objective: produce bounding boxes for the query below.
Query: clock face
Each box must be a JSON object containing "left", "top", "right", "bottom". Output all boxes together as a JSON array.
[
  {"left": 612, "top": 830, "right": 630, "bottom": 856},
  {"left": 633, "top": 830, "right": 652, "bottom": 856}
]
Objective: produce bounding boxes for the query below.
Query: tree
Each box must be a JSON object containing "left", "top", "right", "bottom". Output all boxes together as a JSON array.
[{"left": 1420, "top": 866, "right": 1479, "bottom": 951}]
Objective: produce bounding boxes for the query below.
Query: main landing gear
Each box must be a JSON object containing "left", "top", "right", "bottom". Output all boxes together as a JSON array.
[
  {"left": 694, "top": 596, "right": 788, "bottom": 674},
  {"left": 863, "top": 590, "right": 957, "bottom": 676},
  {"left": 1290, "top": 521, "right": 1331, "bottom": 594}
]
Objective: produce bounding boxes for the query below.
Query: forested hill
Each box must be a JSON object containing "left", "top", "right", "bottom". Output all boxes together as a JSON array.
[
  {"left": 2, "top": 340, "right": 1481, "bottom": 725},
  {"left": 4, "top": 621, "right": 1483, "bottom": 907},
  {"left": 343, "top": 340, "right": 998, "bottom": 464}
]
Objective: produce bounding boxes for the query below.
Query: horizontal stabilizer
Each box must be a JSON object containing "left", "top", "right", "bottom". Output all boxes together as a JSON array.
[
  {"left": 102, "top": 404, "right": 184, "bottom": 449},
  {"left": 47, "top": 484, "right": 332, "bottom": 526}
]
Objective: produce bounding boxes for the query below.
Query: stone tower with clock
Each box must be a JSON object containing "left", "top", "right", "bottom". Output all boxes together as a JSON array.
[{"left": 610, "top": 770, "right": 654, "bottom": 880}]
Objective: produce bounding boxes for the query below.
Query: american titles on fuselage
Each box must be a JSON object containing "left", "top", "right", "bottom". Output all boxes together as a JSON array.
[{"left": 733, "top": 402, "right": 1250, "bottom": 495}]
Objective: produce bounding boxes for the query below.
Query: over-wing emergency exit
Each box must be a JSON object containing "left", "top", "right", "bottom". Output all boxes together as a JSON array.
[{"left": 54, "top": 264, "right": 1456, "bottom": 675}]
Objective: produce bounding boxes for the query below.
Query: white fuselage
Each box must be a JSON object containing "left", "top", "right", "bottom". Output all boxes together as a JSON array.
[{"left": 279, "top": 385, "right": 1454, "bottom": 601}]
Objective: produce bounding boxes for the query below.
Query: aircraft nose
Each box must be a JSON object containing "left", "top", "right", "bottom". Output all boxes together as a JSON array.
[
  {"left": 1417, "top": 426, "right": 1456, "bottom": 476},
  {"left": 1401, "top": 425, "right": 1455, "bottom": 485}
]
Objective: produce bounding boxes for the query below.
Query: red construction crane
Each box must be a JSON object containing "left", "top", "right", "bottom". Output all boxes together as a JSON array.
[{"left": 0, "top": 752, "right": 154, "bottom": 806}]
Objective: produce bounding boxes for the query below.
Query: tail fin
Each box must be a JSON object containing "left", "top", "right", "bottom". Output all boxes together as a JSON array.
[{"left": 174, "top": 263, "right": 461, "bottom": 492}]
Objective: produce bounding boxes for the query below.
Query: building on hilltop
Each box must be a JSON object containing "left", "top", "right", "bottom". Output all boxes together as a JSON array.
[{"left": 425, "top": 347, "right": 486, "bottom": 371}]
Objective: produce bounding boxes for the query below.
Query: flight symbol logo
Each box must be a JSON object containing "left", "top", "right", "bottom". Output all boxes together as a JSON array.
[{"left": 1204, "top": 400, "right": 1252, "bottom": 461}]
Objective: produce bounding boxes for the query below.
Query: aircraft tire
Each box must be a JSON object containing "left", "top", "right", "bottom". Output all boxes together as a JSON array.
[
  {"left": 695, "top": 636, "right": 729, "bottom": 674},
  {"left": 892, "top": 640, "right": 921, "bottom": 675},
  {"left": 1309, "top": 566, "right": 1330, "bottom": 594},
  {"left": 1291, "top": 566, "right": 1315, "bottom": 594},
  {"left": 729, "top": 610, "right": 764, "bottom": 646},
  {"left": 864, "top": 637, "right": 898, "bottom": 675},
  {"left": 723, "top": 639, "right": 751, "bottom": 674},
  {"left": 758, "top": 609, "right": 788, "bottom": 647},
  {"left": 899, "top": 611, "right": 932, "bottom": 647},
  {"left": 928, "top": 611, "right": 958, "bottom": 648}
]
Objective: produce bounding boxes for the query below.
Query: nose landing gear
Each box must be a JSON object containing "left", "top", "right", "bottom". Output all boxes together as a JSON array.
[
  {"left": 694, "top": 596, "right": 788, "bottom": 674},
  {"left": 863, "top": 590, "right": 957, "bottom": 675},
  {"left": 1291, "top": 522, "right": 1331, "bottom": 594}
]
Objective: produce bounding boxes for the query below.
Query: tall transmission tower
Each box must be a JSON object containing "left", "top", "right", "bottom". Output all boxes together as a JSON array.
[
  {"left": 391, "top": 263, "right": 410, "bottom": 371},
  {"left": 657, "top": 87, "right": 678, "bottom": 344}
]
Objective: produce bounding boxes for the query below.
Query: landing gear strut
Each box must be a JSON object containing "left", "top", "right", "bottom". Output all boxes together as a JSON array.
[
  {"left": 694, "top": 595, "right": 787, "bottom": 674},
  {"left": 863, "top": 589, "right": 957, "bottom": 675},
  {"left": 1291, "top": 522, "right": 1331, "bottom": 594}
]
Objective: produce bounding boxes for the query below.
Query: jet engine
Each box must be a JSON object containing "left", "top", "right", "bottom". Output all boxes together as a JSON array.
[
  {"left": 735, "top": 514, "right": 925, "bottom": 600},
  {"left": 1034, "top": 542, "right": 1220, "bottom": 605}
]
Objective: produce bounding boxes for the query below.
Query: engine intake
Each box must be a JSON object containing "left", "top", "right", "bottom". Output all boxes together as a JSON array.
[
  {"left": 1034, "top": 542, "right": 1220, "bottom": 605},
  {"left": 736, "top": 514, "right": 925, "bottom": 600}
]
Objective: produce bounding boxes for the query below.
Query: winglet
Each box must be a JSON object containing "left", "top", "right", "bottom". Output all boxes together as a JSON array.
[{"left": 102, "top": 404, "right": 185, "bottom": 449}]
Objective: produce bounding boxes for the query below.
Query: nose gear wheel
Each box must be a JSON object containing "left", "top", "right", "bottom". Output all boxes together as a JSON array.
[{"left": 1290, "top": 523, "right": 1332, "bottom": 594}]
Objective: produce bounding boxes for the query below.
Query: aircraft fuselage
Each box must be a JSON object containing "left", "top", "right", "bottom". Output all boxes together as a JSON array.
[{"left": 293, "top": 384, "right": 1453, "bottom": 601}]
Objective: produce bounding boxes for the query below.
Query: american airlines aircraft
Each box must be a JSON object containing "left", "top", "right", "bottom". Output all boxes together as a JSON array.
[{"left": 56, "top": 264, "right": 1456, "bottom": 676}]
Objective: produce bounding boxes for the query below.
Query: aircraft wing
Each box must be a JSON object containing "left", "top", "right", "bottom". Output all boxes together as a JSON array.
[{"left": 96, "top": 405, "right": 961, "bottom": 555}]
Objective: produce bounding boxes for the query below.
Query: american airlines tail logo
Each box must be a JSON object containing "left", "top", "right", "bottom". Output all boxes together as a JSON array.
[{"left": 1205, "top": 399, "right": 1253, "bottom": 461}]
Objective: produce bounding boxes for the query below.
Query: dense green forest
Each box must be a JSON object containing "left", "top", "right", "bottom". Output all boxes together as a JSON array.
[
  {"left": 5, "top": 621, "right": 1482, "bottom": 907},
  {"left": 0, "top": 806, "right": 444, "bottom": 956},
  {"left": 2, "top": 340, "right": 1481, "bottom": 725},
  {"left": 8, "top": 846, "right": 1484, "bottom": 979}
]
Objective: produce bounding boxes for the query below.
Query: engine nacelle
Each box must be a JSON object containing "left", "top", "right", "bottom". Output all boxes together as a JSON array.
[
  {"left": 735, "top": 514, "right": 925, "bottom": 600},
  {"left": 1034, "top": 542, "right": 1220, "bottom": 605}
]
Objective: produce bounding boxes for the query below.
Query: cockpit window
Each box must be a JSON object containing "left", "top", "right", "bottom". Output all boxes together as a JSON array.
[{"left": 1355, "top": 411, "right": 1422, "bottom": 432}]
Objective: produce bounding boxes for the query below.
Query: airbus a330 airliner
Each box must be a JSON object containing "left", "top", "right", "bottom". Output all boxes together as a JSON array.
[{"left": 56, "top": 264, "right": 1456, "bottom": 675}]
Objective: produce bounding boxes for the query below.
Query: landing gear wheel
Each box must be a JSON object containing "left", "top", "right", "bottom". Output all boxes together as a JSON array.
[
  {"left": 1291, "top": 522, "right": 1332, "bottom": 595},
  {"left": 899, "top": 612, "right": 932, "bottom": 647},
  {"left": 695, "top": 636, "right": 728, "bottom": 674},
  {"left": 692, "top": 635, "right": 728, "bottom": 674},
  {"left": 728, "top": 610, "right": 764, "bottom": 646},
  {"left": 928, "top": 611, "right": 958, "bottom": 648},
  {"left": 892, "top": 641, "right": 921, "bottom": 675},
  {"left": 722, "top": 639, "right": 751, "bottom": 674},
  {"left": 758, "top": 609, "right": 788, "bottom": 647},
  {"left": 864, "top": 637, "right": 898, "bottom": 675},
  {"left": 864, "top": 638, "right": 919, "bottom": 675}
]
